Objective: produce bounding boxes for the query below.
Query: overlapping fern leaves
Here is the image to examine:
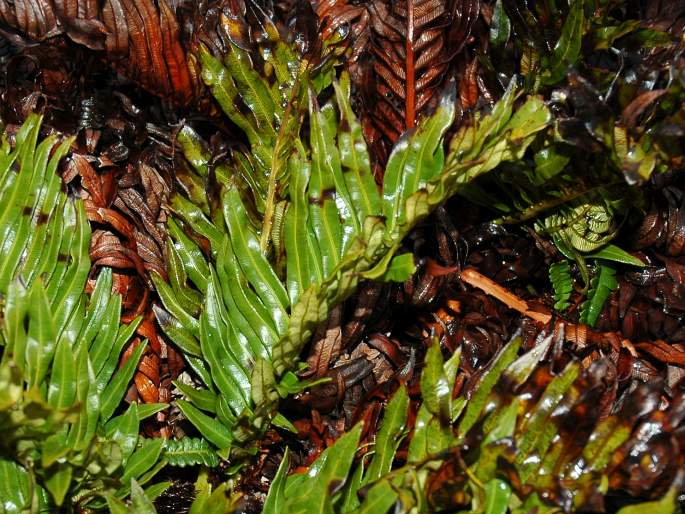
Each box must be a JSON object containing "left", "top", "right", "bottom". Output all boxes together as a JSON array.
[
  {"left": 266, "top": 335, "right": 684, "bottom": 514},
  {"left": 0, "top": 115, "right": 217, "bottom": 511},
  {"left": 0, "top": 2, "right": 682, "bottom": 513},
  {"left": 156, "top": 20, "right": 551, "bottom": 456},
  {"left": 0, "top": 115, "right": 159, "bottom": 509}
]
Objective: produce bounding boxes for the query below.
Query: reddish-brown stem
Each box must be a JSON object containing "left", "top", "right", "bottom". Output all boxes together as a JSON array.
[
  {"left": 405, "top": 0, "right": 415, "bottom": 129},
  {"left": 458, "top": 267, "right": 663, "bottom": 360},
  {"left": 459, "top": 268, "right": 551, "bottom": 324}
]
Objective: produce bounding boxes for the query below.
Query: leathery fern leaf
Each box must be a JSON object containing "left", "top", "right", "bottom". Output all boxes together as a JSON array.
[{"left": 163, "top": 438, "right": 220, "bottom": 468}]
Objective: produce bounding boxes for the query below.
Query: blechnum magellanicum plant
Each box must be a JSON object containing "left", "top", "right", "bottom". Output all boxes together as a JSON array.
[
  {"left": 0, "top": 114, "right": 164, "bottom": 510},
  {"left": 156, "top": 11, "right": 550, "bottom": 458},
  {"left": 0, "top": 115, "right": 220, "bottom": 512},
  {"left": 261, "top": 335, "right": 684, "bottom": 514}
]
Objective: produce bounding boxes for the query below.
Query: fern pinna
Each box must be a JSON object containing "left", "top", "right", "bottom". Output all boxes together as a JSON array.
[{"left": 549, "top": 260, "right": 572, "bottom": 311}]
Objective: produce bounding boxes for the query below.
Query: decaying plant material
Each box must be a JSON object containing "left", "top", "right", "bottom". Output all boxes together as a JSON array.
[
  {"left": 0, "top": 0, "right": 684, "bottom": 512},
  {"left": 317, "top": 0, "right": 480, "bottom": 170}
]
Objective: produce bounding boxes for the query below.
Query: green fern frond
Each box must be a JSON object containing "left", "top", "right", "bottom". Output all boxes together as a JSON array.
[
  {"left": 157, "top": 28, "right": 552, "bottom": 459},
  {"left": 579, "top": 262, "right": 618, "bottom": 327},
  {"left": 158, "top": 68, "right": 550, "bottom": 456},
  {"left": 549, "top": 260, "right": 573, "bottom": 311},
  {"left": 193, "top": 12, "right": 341, "bottom": 255},
  {"left": 0, "top": 116, "right": 165, "bottom": 510},
  {"left": 0, "top": 114, "right": 82, "bottom": 306},
  {"left": 197, "top": 32, "right": 298, "bottom": 213},
  {"left": 267, "top": 334, "right": 681, "bottom": 514}
]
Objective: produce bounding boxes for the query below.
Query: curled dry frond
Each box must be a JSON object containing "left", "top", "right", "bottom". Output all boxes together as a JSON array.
[
  {"left": 316, "top": 0, "right": 480, "bottom": 171},
  {"left": 362, "top": 0, "right": 479, "bottom": 137},
  {"left": 0, "top": 0, "right": 195, "bottom": 103},
  {"left": 63, "top": 128, "right": 181, "bottom": 407}
]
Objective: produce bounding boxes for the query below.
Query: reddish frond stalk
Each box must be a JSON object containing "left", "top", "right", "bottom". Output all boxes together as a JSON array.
[{"left": 405, "top": 0, "right": 415, "bottom": 128}]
